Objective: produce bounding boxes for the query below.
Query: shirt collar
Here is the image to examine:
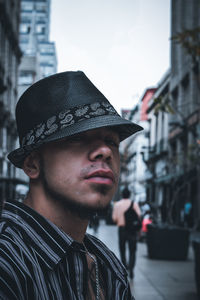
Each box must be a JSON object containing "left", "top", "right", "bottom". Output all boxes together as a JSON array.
[{"left": 2, "top": 200, "right": 127, "bottom": 284}]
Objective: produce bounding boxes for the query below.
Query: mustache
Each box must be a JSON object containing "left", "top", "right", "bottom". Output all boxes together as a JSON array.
[{"left": 80, "top": 163, "right": 119, "bottom": 183}]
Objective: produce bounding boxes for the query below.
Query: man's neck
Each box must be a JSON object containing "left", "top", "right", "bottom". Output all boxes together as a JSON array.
[{"left": 24, "top": 191, "right": 88, "bottom": 243}]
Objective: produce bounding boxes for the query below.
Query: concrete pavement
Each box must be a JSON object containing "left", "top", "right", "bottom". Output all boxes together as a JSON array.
[{"left": 87, "top": 221, "right": 198, "bottom": 300}]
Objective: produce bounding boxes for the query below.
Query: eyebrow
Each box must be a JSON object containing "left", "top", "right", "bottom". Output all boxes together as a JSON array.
[{"left": 107, "top": 130, "right": 120, "bottom": 139}]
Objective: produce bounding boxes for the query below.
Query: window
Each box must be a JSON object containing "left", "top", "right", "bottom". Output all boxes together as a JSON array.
[
  {"left": 36, "top": 24, "right": 45, "bottom": 34},
  {"left": 21, "top": 16, "right": 31, "bottom": 24},
  {"left": 172, "top": 87, "right": 178, "bottom": 110},
  {"left": 20, "top": 35, "right": 29, "bottom": 44},
  {"left": 169, "top": 140, "right": 177, "bottom": 171},
  {"left": 181, "top": 74, "right": 190, "bottom": 116},
  {"left": 18, "top": 71, "right": 34, "bottom": 85},
  {"left": 0, "top": 159, "right": 3, "bottom": 176},
  {"left": 20, "top": 24, "right": 30, "bottom": 34},
  {"left": 36, "top": 4, "right": 46, "bottom": 12},
  {"left": 21, "top": 3, "right": 33, "bottom": 11}
]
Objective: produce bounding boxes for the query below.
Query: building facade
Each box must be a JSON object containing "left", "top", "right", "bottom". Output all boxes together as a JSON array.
[
  {"left": 144, "top": 0, "right": 200, "bottom": 226},
  {"left": 144, "top": 71, "right": 170, "bottom": 222},
  {"left": 167, "top": 0, "right": 200, "bottom": 226},
  {"left": 120, "top": 89, "right": 156, "bottom": 204},
  {"left": 16, "top": 0, "right": 57, "bottom": 190},
  {"left": 18, "top": 0, "right": 57, "bottom": 97},
  {"left": 120, "top": 0, "right": 200, "bottom": 227},
  {"left": 0, "top": 0, "right": 24, "bottom": 204}
]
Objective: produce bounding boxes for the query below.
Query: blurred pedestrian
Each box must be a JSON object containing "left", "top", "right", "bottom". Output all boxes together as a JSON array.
[
  {"left": 112, "top": 187, "right": 141, "bottom": 279},
  {"left": 0, "top": 71, "right": 142, "bottom": 299},
  {"left": 184, "top": 200, "right": 193, "bottom": 228},
  {"left": 89, "top": 214, "right": 100, "bottom": 234},
  {"left": 141, "top": 213, "right": 153, "bottom": 241}
]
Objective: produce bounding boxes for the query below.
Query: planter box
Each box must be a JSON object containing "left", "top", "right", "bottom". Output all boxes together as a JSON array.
[
  {"left": 146, "top": 224, "right": 190, "bottom": 260},
  {"left": 192, "top": 238, "right": 200, "bottom": 299}
]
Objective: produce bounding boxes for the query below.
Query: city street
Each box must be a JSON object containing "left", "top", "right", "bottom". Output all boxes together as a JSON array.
[{"left": 87, "top": 221, "right": 198, "bottom": 300}]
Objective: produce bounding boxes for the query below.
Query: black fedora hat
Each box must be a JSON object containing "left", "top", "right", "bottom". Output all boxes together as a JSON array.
[{"left": 8, "top": 71, "right": 143, "bottom": 168}]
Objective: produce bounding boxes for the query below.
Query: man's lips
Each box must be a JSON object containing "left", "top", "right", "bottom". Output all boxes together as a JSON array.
[{"left": 85, "top": 169, "right": 115, "bottom": 185}]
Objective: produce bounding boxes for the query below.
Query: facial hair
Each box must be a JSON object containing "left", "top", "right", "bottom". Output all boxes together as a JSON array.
[{"left": 39, "top": 156, "right": 111, "bottom": 220}]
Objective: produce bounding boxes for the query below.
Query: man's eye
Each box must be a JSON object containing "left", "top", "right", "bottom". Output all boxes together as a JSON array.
[
  {"left": 68, "top": 136, "right": 82, "bottom": 143},
  {"left": 106, "top": 139, "right": 119, "bottom": 148}
]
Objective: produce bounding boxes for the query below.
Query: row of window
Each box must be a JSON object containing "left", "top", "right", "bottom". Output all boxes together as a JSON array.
[
  {"left": 20, "top": 24, "right": 46, "bottom": 34},
  {"left": 21, "top": 2, "right": 48, "bottom": 12},
  {"left": 21, "top": 16, "right": 47, "bottom": 23}
]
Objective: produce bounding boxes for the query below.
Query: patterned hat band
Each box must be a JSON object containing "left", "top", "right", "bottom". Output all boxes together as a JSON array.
[{"left": 21, "top": 101, "right": 119, "bottom": 147}]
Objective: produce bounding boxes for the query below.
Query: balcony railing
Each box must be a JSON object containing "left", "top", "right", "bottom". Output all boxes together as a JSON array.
[{"left": 142, "top": 139, "right": 168, "bottom": 162}]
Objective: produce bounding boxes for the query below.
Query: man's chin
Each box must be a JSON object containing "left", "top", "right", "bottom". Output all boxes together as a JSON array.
[
  {"left": 89, "top": 182, "right": 114, "bottom": 196},
  {"left": 43, "top": 183, "right": 111, "bottom": 220},
  {"left": 40, "top": 163, "right": 113, "bottom": 220},
  {"left": 64, "top": 199, "right": 111, "bottom": 220}
]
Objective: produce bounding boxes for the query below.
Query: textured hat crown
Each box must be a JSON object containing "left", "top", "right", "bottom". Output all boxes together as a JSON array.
[{"left": 8, "top": 71, "right": 143, "bottom": 168}]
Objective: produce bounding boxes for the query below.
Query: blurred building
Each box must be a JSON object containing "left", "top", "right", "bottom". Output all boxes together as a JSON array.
[
  {"left": 143, "top": 0, "right": 200, "bottom": 226},
  {"left": 167, "top": 0, "right": 200, "bottom": 226},
  {"left": 120, "top": 0, "right": 200, "bottom": 227},
  {"left": 143, "top": 71, "right": 170, "bottom": 222},
  {"left": 18, "top": 0, "right": 57, "bottom": 97},
  {"left": 0, "top": 0, "right": 26, "bottom": 204},
  {"left": 16, "top": 0, "right": 57, "bottom": 188},
  {"left": 120, "top": 88, "right": 156, "bottom": 204}
]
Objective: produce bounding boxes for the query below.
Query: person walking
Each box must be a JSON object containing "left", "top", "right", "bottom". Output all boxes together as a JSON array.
[
  {"left": 184, "top": 200, "right": 193, "bottom": 228},
  {"left": 112, "top": 187, "right": 141, "bottom": 279},
  {"left": 0, "top": 71, "right": 142, "bottom": 299}
]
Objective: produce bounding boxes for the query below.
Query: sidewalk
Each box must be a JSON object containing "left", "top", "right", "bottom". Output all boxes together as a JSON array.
[{"left": 87, "top": 221, "right": 198, "bottom": 300}]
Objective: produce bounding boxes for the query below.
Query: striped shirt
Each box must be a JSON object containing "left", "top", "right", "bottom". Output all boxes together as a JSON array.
[{"left": 0, "top": 200, "right": 134, "bottom": 300}]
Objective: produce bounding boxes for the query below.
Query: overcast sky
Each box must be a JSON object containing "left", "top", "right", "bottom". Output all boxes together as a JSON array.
[{"left": 50, "top": 0, "right": 170, "bottom": 113}]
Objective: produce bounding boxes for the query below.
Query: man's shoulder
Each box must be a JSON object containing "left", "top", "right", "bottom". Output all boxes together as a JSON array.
[
  {"left": 0, "top": 216, "right": 28, "bottom": 254},
  {"left": 0, "top": 201, "right": 27, "bottom": 243},
  {"left": 0, "top": 201, "right": 43, "bottom": 268},
  {"left": 0, "top": 218, "right": 29, "bottom": 275},
  {"left": 114, "top": 199, "right": 131, "bottom": 207},
  {"left": 114, "top": 199, "right": 124, "bottom": 206}
]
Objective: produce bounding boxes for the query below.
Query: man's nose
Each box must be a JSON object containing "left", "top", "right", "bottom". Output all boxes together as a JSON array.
[{"left": 88, "top": 142, "right": 113, "bottom": 162}]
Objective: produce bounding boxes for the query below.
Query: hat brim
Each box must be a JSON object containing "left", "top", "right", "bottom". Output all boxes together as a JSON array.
[{"left": 8, "top": 114, "right": 143, "bottom": 168}]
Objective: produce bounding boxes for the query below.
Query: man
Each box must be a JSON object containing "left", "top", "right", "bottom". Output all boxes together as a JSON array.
[
  {"left": 112, "top": 187, "right": 141, "bottom": 279},
  {"left": 0, "top": 71, "right": 142, "bottom": 299}
]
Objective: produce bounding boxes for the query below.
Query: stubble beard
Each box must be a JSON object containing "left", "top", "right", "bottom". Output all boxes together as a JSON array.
[{"left": 39, "top": 157, "right": 113, "bottom": 220}]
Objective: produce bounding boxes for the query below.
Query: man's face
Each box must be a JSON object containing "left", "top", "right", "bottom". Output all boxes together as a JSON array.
[{"left": 39, "top": 128, "right": 120, "bottom": 218}]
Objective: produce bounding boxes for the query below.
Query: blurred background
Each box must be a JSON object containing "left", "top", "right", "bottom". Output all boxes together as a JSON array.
[{"left": 0, "top": 0, "right": 199, "bottom": 299}]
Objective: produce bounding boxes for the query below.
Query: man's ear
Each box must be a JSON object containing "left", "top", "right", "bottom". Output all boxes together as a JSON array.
[{"left": 23, "top": 152, "right": 40, "bottom": 179}]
